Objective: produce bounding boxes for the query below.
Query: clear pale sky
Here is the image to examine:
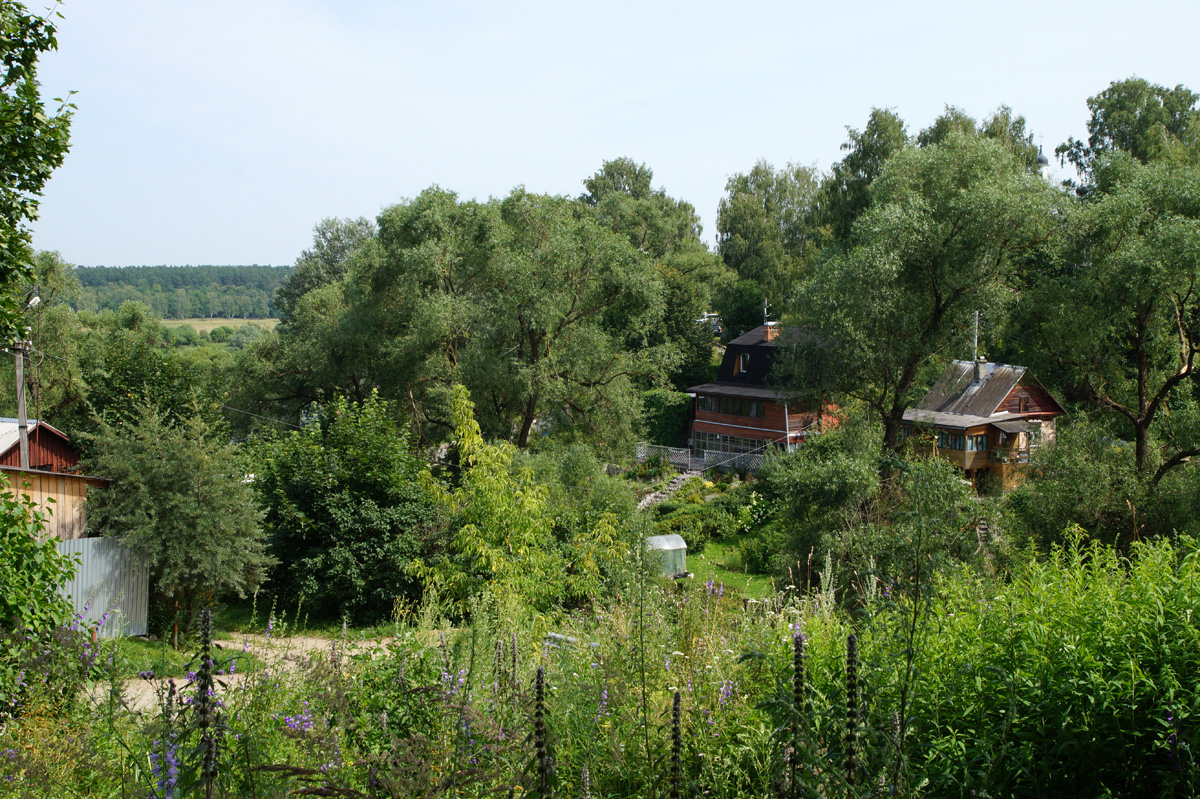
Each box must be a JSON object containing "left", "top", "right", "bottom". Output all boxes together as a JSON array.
[{"left": 27, "top": 0, "right": 1200, "bottom": 266}]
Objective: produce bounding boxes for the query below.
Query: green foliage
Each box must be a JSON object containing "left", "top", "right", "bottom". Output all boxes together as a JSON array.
[
  {"left": 255, "top": 393, "right": 443, "bottom": 623},
  {"left": 716, "top": 160, "right": 820, "bottom": 300},
  {"left": 84, "top": 404, "right": 271, "bottom": 633},
  {"left": 0, "top": 2, "right": 73, "bottom": 342},
  {"left": 796, "top": 132, "right": 1061, "bottom": 453},
  {"left": 1017, "top": 154, "right": 1200, "bottom": 478},
  {"left": 641, "top": 388, "right": 691, "bottom": 447},
  {"left": 755, "top": 422, "right": 881, "bottom": 576},
  {"left": 412, "top": 386, "right": 627, "bottom": 615},
  {"left": 906, "top": 535, "right": 1200, "bottom": 795},
  {"left": 273, "top": 217, "right": 374, "bottom": 321},
  {"left": 0, "top": 490, "right": 76, "bottom": 712},
  {"left": 1058, "top": 76, "right": 1200, "bottom": 182},
  {"left": 815, "top": 108, "right": 909, "bottom": 243},
  {"left": 74, "top": 264, "right": 287, "bottom": 319}
]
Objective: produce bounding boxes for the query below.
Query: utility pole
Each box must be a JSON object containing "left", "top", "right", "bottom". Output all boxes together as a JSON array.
[{"left": 14, "top": 339, "right": 29, "bottom": 469}]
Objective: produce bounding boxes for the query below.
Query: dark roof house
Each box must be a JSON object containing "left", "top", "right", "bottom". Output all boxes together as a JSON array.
[{"left": 686, "top": 323, "right": 837, "bottom": 469}]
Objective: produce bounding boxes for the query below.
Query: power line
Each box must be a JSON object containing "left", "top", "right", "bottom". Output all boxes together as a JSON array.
[{"left": 221, "top": 404, "right": 303, "bottom": 429}]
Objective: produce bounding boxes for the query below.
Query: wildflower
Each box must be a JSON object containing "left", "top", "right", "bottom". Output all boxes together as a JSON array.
[{"left": 138, "top": 670, "right": 155, "bottom": 680}]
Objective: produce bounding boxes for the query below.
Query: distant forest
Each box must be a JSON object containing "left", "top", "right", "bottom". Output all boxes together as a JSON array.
[{"left": 74, "top": 264, "right": 293, "bottom": 319}]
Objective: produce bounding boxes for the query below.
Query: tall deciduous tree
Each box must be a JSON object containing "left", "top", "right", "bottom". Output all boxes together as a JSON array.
[
  {"left": 1057, "top": 78, "right": 1200, "bottom": 185},
  {"left": 85, "top": 404, "right": 272, "bottom": 637},
  {"left": 0, "top": 3, "right": 73, "bottom": 342},
  {"left": 1021, "top": 156, "right": 1200, "bottom": 480},
  {"left": 795, "top": 133, "right": 1061, "bottom": 457},
  {"left": 581, "top": 158, "right": 728, "bottom": 387},
  {"left": 716, "top": 160, "right": 820, "bottom": 336},
  {"left": 274, "top": 217, "right": 376, "bottom": 321},
  {"left": 816, "top": 108, "right": 909, "bottom": 244}
]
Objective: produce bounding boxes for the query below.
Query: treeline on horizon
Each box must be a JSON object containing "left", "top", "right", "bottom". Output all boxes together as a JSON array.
[{"left": 72, "top": 264, "right": 292, "bottom": 319}]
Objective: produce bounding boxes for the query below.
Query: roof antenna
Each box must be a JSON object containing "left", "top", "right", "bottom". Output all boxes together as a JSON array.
[{"left": 973, "top": 310, "right": 982, "bottom": 382}]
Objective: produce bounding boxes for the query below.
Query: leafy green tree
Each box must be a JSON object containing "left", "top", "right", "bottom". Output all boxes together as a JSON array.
[
  {"left": 581, "top": 158, "right": 728, "bottom": 388},
  {"left": 411, "top": 385, "right": 624, "bottom": 615},
  {"left": 0, "top": 3, "right": 73, "bottom": 341},
  {"left": 274, "top": 217, "right": 375, "bottom": 321},
  {"left": 815, "top": 108, "right": 909, "bottom": 243},
  {"left": 580, "top": 157, "right": 705, "bottom": 259},
  {"left": 1018, "top": 156, "right": 1200, "bottom": 479},
  {"left": 717, "top": 160, "right": 820, "bottom": 292},
  {"left": 796, "top": 133, "right": 1061, "bottom": 456},
  {"left": 918, "top": 105, "right": 1041, "bottom": 170},
  {"left": 85, "top": 404, "right": 271, "bottom": 637},
  {"left": 1057, "top": 77, "right": 1200, "bottom": 183},
  {"left": 254, "top": 393, "right": 442, "bottom": 623}
]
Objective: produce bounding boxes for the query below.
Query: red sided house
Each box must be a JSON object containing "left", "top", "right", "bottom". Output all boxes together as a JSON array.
[
  {"left": 0, "top": 417, "right": 80, "bottom": 472},
  {"left": 686, "top": 323, "right": 836, "bottom": 467},
  {"left": 902, "top": 359, "right": 1065, "bottom": 490}
]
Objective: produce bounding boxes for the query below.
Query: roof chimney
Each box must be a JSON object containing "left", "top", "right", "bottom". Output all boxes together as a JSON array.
[
  {"left": 974, "top": 356, "right": 986, "bottom": 383},
  {"left": 764, "top": 321, "right": 779, "bottom": 342}
]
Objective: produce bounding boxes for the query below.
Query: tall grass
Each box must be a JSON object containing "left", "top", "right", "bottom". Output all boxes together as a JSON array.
[{"left": 1, "top": 535, "right": 1199, "bottom": 797}]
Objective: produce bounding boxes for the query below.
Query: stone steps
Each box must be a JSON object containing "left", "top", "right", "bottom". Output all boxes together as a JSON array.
[{"left": 637, "top": 470, "right": 702, "bottom": 511}]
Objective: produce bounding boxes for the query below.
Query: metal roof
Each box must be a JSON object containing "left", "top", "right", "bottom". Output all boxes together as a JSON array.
[
  {"left": 727, "top": 324, "right": 801, "bottom": 348},
  {"left": 902, "top": 409, "right": 1031, "bottom": 430},
  {"left": 916, "top": 360, "right": 1026, "bottom": 417},
  {"left": 0, "top": 418, "right": 68, "bottom": 455},
  {"left": 684, "top": 382, "right": 782, "bottom": 400}
]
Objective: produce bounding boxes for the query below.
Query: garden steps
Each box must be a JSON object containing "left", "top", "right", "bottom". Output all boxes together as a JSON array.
[{"left": 637, "top": 470, "right": 702, "bottom": 511}]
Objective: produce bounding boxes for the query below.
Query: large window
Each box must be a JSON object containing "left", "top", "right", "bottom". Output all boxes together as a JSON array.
[
  {"left": 692, "top": 431, "right": 777, "bottom": 457},
  {"left": 935, "top": 431, "right": 965, "bottom": 450},
  {"left": 697, "top": 395, "right": 766, "bottom": 419},
  {"left": 966, "top": 434, "right": 988, "bottom": 452}
]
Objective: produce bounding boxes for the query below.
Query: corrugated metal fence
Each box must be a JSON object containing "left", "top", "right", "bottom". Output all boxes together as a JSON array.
[{"left": 56, "top": 538, "right": 149, "bottom": 638}]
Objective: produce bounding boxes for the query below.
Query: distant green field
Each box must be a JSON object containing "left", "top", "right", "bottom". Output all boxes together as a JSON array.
[{"left": 160, "top": 317, "right": 279, "bottom": 333}]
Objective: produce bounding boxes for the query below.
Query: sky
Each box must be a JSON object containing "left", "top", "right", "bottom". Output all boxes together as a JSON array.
[{"left": 26, "top": 0, "right": 1200, "bottom": 266}]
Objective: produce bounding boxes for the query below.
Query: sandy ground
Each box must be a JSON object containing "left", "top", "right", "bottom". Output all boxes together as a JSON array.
[{"left": 94, "top": 632, "right": 394, "bottom": 714}]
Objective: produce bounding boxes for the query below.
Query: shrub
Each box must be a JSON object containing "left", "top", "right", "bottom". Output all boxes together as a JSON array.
[
  {"left": 0, "top": 491, "right": 80, "bottom": 715},
  {"left": 85, "top": 403, "right": 272, "bottom": 637},
  {"left": 256, "top": 393, "right": 443, "bottom": 623}
]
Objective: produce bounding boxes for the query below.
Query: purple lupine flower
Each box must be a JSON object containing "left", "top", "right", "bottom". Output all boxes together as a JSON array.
[{"left": 718, "top": 678, "right": 736, "bottom": 708}]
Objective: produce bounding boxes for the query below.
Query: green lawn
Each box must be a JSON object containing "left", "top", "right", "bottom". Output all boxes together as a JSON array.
[{"left": 689, "top": 535, "right": 774, "bottom": 599}]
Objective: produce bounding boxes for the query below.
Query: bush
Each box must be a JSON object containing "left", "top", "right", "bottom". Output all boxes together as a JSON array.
[
  {"left": 256, "top": 393, "right": 443, "bottom": 623},
  {"left": 86, "top": 403, "right": 272, "bottom": 637},
  {"left": 0, "top": 491, "right": 78, "bottom": 714}
]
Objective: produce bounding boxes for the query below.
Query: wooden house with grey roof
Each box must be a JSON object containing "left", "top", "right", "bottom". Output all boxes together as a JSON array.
[{"left": 902, "top": 358, "right": 1064, "bottom": 489}]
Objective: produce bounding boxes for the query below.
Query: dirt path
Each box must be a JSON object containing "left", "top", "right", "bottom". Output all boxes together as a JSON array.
[{"left": 107, "top": 632, "right": 396, "bottom": 713}]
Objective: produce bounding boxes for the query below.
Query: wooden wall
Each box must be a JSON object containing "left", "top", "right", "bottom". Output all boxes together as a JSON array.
[
  {"left": 0, "top": 428, "right": 81, "bottom": 472},
  {"left": 2, "top": 468, "right": 101, "bottom": 541},
  {"left": 694, "top": 398, "right": 790, "bottom": 439},
  {"left": 997, "top": 381, "right": 1060, "bottom": 416}
]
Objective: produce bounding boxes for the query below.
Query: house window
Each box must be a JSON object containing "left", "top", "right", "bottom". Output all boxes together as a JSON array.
[
  {"left": 966, "top": 434, "right": 988, "bottom": 452},
  {"left": 1018, "top": 396, "right": 1029, "bottom": 413},
  {"left": 935, "top": 431, "right": 965, "bottom": 450},
  {"left": 733, "top": 352, "right": 750, "bottom": 374},
  {"left": 692, "top": 431, "right": 773, "bottom": 457}
]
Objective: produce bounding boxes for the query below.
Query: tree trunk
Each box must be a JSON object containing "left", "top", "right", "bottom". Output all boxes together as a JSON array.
[{"left": 517, "top": 393, "right": 539, "bottom": 448}]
